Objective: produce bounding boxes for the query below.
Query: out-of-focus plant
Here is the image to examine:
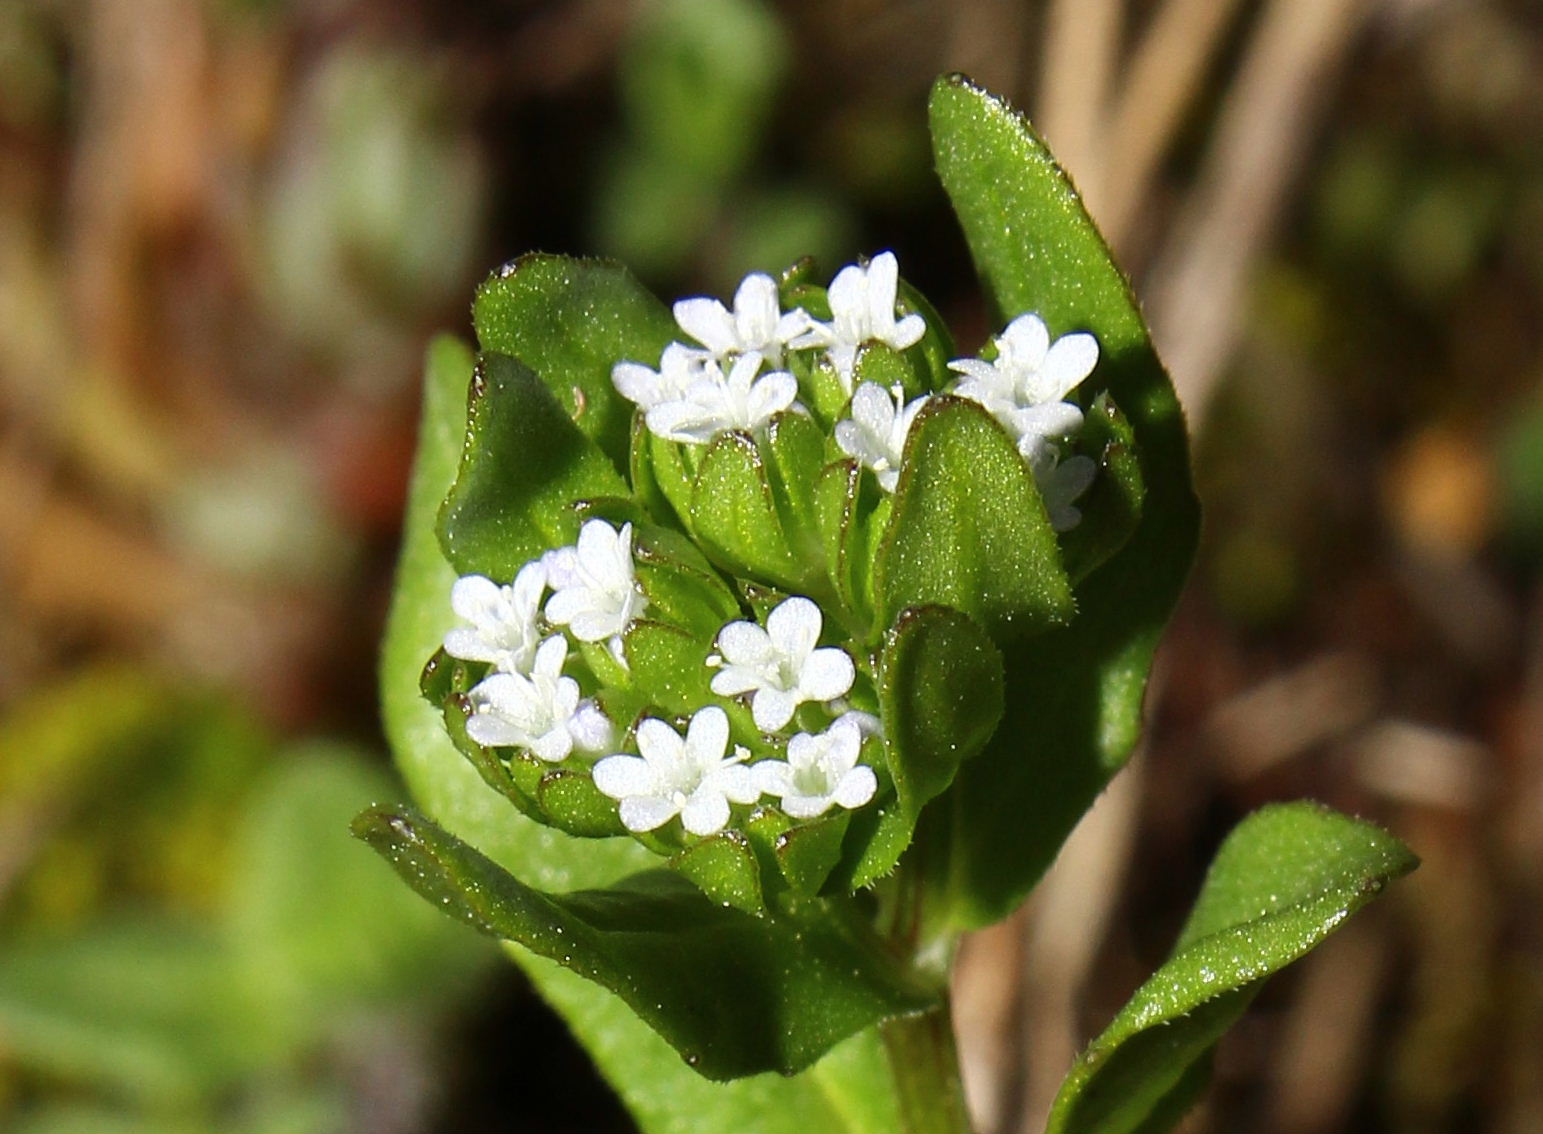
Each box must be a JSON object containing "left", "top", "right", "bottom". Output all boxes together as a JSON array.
[
  {"left": 0, "top": 667, "right": 489, "bottom": 1134},
  {"left": 361, "top": 75, "right": 1416, "bottom": 1133},
  {"left": 258, "top": 45, "right": 485, "bottom": 377},
  {"left": 592, "top": 0, "right": 851, "bottom": 289}
]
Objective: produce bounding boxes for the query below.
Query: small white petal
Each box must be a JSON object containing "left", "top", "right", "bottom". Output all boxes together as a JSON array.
[
  {"left": 568, "top": 700, "right": 614, "bottom": 753},
  {"left": 798, "top": 647, "right": 856, "bottom": 701},
  {"left": 684, "top": 704, "right": 730, "bottom": 764},
  {"left": 635, "top": 717, "right": 685, "bottom": 762},
  {"left": 593, "top": 754, "right": 656, "bottom": 798},
  {"left": 766, "top": 596, "right": 822, "bottom": 662},
  {"left": 751, "top": 760, "right": 794, "bottom": 796},
  {"left": 716, "top": 762, "right": 762, "bottom": 805},
  {"left": 716, "top": 621, "right": 774, "bottom": 666},
  {"left": 450, "top": 575, "right": 503, "bottom": 622},
  {"left": 674, "top": 297, "right": 739, "bottom": 355},
  {"left": 832, "top": 765, "right": 878, "bottom": 809},
  {"left": 465, "top": 714, "right": 524, "bottom": 748},
  {"left": 680, "top": 791, "right": 731, "bottom": 837},
  {"left": 782, "top": 793, "right": 834, "bottom": 819},
  {"left": 619, "top": 795, "right": 679, "bottom": 833},
  {"left": 711, "top": 664, "right": 767, "bottom": 698},
  {"left": 1036, "top": 332, "right": 1099, "bottom": 401},
  {"left": 890, "top": 312, "right": 926, "bottom": 350},
  {"left": 529, "top": 727, "right": 574, "bottom": 763},
  {"left": 751, "top": 688, "right": 799, "bottom": 732}
]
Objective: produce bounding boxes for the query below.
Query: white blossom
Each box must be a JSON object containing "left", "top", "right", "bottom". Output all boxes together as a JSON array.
[
  {"left": 752, "top": 718, "right": 877, "bottom": 819},
  {"left": 1031, "top": 448, "right": 1098, "bottom": 532},
  {"left": 834, "top": 382, "right": 931, "bottom": 492},
  {"left": 708, "top": 596, "right": 855, "bottom": 732},
  {"left": 591, "top": 705, "right": 759, "bottom": 836},
  {"left": 465, "top": 635, "right": 611, "bottom": 761},
  {"left": 672, "top": 271, "right": 810, "bottom": 368},
  {"left": 792, "top": 251, "right": 926, "bottom": 390},
  {"left": 443, "top": 560, "right": 547, "bottom": 674},
  {"left": 544, "top": 520, "right": 648, "bottom": 657},
  {"left": 948, "top": 313, "right": 1098, "bottom": 460},
  {"left": 643, "top": 351, "right": 799, "bottom": 444},
  {"left": 611, "top": 342, "right": 708, "bottom": 411}
]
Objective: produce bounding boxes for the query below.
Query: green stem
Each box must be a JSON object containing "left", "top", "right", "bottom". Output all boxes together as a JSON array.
[{"left": 880, "top": 1004, "right": 974, "bottom": 1134}]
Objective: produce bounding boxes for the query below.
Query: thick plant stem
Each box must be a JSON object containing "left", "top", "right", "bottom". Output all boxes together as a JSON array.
[{"left": 881, "top": 1003, "right": 974, "bottom": 1134}]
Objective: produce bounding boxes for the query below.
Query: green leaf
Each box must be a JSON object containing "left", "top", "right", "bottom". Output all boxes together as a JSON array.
[
  {"left": 878, "top": 605, "right": 1004, "bottom": 821},
  {"left": 875, "top": 396, "right": 1074, "bottom": 638},
  {"left": 928, "top": 74, "right": 1200, "bottom": 926},
  {"left": 1045, "top": 803, "right": 1418, "bottom": 1134},
  {"left": 438, "top": 351, "right": 630, "bottom": 580},
  {"left": 689, "top": 430, "right": 800, "bottom": 585},
  {"left": 354, "top": 805, "right": 935, "bottom": 1080},
  {"left": 1059, "top": 392, "right": 1145, "bottom": 584},
  {"left": 537, "top": 769, "right": 629, "bottom": 839},
  {"left": 623, "top": 619, "right": 715, "bottom": 716},
  {"left": 669, "top": 830, "right": 766, "bottom": 914},
  {"left": 776, "top": 812, "right": 851, "bottom": 896},
  {"left": 893, "top": 281, "right": 957, "bottom": 393},
  {"left": 472, "top": 254, "right": 677, "bottom": 470},
  {"left": 381, "top": 337, "right": 904, "bottom": 1132},
  {"left": 761, "top": 411, "right": 829, "bottom": 564}
]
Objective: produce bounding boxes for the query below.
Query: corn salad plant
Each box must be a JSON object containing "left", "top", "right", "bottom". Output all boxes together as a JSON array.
[{"left": 357, "top": 75, "right": 1416, "bottom": 1134}]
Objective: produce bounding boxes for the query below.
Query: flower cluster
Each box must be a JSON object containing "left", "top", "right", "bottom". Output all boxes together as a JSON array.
[
  {"left": 612, "top": 251, "right": 1100, "bottom": 524},
  {"left": 445, "top": 518, "right": 876, "bottom": 838},
  {"left": 442, "top": 252, "right": 1106, "bottom": 847}
]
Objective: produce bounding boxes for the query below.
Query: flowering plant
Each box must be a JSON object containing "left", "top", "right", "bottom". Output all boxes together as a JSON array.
[{"left": 358, "top": 76, "right": 1414, "bottom": 1134}]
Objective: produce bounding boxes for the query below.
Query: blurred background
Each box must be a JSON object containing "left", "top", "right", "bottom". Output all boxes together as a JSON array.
[{"left": 0, "top": 0, "right": 1538, "bottom": 1131}]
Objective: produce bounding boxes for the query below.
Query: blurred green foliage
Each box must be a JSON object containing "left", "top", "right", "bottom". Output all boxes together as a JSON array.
[
  {"left": 592, "top": 0, "right": 853, "bottom": 290},
  {"left": 0, "top": 669, "right": 489, "bottom": 1134}
]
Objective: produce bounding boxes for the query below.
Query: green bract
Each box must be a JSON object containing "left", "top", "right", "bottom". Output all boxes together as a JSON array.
[{"left": 363, "top": 74, "right": 1414, "bottom": 1134}]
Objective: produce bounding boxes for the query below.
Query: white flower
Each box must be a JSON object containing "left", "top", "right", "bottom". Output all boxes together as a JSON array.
[
  {"left": 443, "top": 560, "right": 547, "bottom": 674},
  {"left": 948, "top": 313, "right": 1097, "bottom": 460},
  {"left": 544, "top": 520, "right": 648, "bottom": 654},
  {"left": 611, "top": 342, "right": 708, "bottom": 410},
  {"left": 792, "top": 251, "right": 927, "bottom": 391},
  {"left": 752, "top": 718, "right": 877, "bottom": 819},
  {"left": 1031, "top": 448, "right": 1097, "bottom": 532},
  {"left": 834, "top": 382, "right": 930, "bottom": 492},
  {"left": 672, "top": 271, "right": 810, "bottom": 368},
  {"left": 708, "top": 596, "right": 855, "bottom": 732},
  {"left": 591, "top": 705, "right": 760, "bottom": 836},
  {"left": 465, "top": 635, "right": 611, "bottom": 761},
  {"left": 644, "top": 351, "right": 799, "bottom": 444}
]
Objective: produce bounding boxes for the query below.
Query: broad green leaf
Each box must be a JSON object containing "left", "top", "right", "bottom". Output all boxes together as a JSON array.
[
  {"left": 929, "top": 74, "right": 1200, "bottom": 926},
  {"left": 437, "top": 351, "right": 629, "bottom": 579},
  {"left": 354, "top": 805, "right": 935, "bottom": 1079},
  {"left": 1045, "top": 803, "right": 1418, "bottom": 1134},
  {"left": 472, "top": 254, "right": 677, "bottom": 470},
  {"left": 689, "top": 430, "right": 800, "bottom": 585},
  {"left": 875, "top": 396, "right": 1074, "bottom": 638},
  {"left": 878, "top": 605, "right": 1003, "bottom": 821},
  {"left": 380, "top": 337, "right": 904, "bottom": 1133}
]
